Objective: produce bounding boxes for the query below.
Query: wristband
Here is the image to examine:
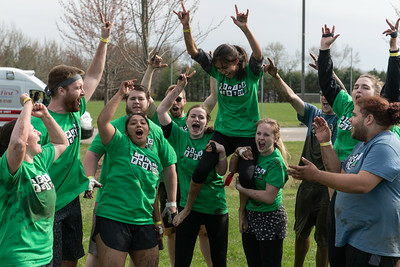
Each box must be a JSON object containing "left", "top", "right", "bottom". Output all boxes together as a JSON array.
[
  {"left": 100, "top": 37, "right": 109, "bottom": 43},
  {"left": 166, "top": 202, "right": 177, "bottom": 208},
  {"left": 183, "top": 28, "right": 191, "bottom": 33},
  {"left": 154, "top": 221, "right": 162, "bottom": 225},
  {"left": 390, "top": 49, "right": 399, "bottom": 57},
  {"left": 320, "top": 141, "right": 332, "bottom": 147},
  {"left": 219, "top": 155, "right": 226, "bottom": 161},
  {"left": 23, "top": 97, "right": 33, "bottom": 105},
  {"left": 390, "top": 31, "right": 398, "bottom": 38},
  {"left": 322, "top": 33, "right": 334, "bottom": 38},
  {"left": 238, "top": 147, "right": 247, "bottom": 157}
]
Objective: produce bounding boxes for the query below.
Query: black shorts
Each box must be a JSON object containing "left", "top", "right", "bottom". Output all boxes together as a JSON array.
[
  {"left": 93, "top": 216, "right": 157, "bottom": 252},
  {"left": 294, "top": 180, "right": 329, "bottom": 246},
  {"left": 53, "top": 196, "right": 85, "bottom": 265}
]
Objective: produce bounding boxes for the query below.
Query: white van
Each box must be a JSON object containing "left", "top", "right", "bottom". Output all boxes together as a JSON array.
[{"left": 0, "top": 67, "right": 93, "bottom": 139}]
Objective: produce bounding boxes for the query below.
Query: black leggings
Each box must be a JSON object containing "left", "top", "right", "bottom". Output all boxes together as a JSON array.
[
  {"left": 174, "top": 209, "right": 229, "bottom": 267},
  {"left": 242, "top": 233, "right": 283, "bottom": 267},
  {"left": 192, "top": 131, "right": 257, "bottom": 188}
]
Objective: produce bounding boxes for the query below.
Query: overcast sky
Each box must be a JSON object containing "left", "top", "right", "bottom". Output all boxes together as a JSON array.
[{"left": 1, "top": 0, "right": 400, "bottom": 72}]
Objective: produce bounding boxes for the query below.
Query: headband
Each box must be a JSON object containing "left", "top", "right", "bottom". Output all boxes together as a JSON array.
[{"left": 45, "top": 74, "right": 83, "bottom": 96}]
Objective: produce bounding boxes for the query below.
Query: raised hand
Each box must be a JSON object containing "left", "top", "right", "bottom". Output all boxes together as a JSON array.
[
  {"left": 231, "top": 4, "right": 249, "bottom": 29},
  {"left": 177, "top": 66, "right": 196, "bottom": 88},
  {"left": 320, "top": 24, "right": 340, "bottom": 50},
  {"left": 309, "top": 53, "right": 318, "bottom": 70},
  {"left": 264, "top": 57, "right": 279, "bottom": 78},
  {"left": 31, "top": 103, "right": 49, "bottom": 119},
  {"left": 173, "top": 1, "right": 190, "bottom": 27},
  {"left": 149, "top": 51, "right": 168, "bottom": 69},
  {"left": 312, "top": 116, "right": 332, "bottom": 144},
  {"left": 119, "top": 79, "right": 137, "bottom": 96},
  {"left": 383, "top": 18, "right": 400, "bottom": 51},
  {"left": 100, "top": 11, "right": 113, "bottom": 40}
]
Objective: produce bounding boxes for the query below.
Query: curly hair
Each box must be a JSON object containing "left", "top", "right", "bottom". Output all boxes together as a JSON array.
[{"left": 357, "top": 96, "right": 400, "bottom": 127}]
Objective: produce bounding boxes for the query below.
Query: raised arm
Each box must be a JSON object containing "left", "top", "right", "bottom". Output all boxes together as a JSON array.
[
  {"left": 231, "top": 5, "right": 262, "bottom": 61},
  {"left": 98, "top": 80, "right": 135, "bottom": 145},
  {"left": 142, "top": 52, "right": 168, "bottom": 120},
  {"left": 318, "top": 25, "right": 342, "bottom": 106},
  {"left": 157, "top": 67, "right": 195, "bottom": 126},
  {"left": 84, "top": 12, "right": 113, "bottom": 102},
  {"left": 32, "top": 103, "right": 68, "bottom": 161},
  {"left": 265, "top": 58, "right": 305, "bottom": 116},
  {"left": 173, "top": 1, "right": 199, "bottom": 58},
  {"left": 202, "top": 76, "right": 218, "bottom": 114},
  {"left": 380, "top": 18, "right": 400, "bottom": 102},
  {"left": 6, "top": 94, "right": 34, "bottom": 174}
]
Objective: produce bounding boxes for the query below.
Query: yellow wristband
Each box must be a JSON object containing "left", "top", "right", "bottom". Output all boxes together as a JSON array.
[
  {"left": 100, "top": 37, "right": 109, "bottom": 43},
  {"left": 23, "top": 97, "right": 33, "bottom": 105},
  {"left": 154, "top": 221, "right": 162, "bottom": 225},
  {"left": 390, "top": 51, "right": 399, "bottom": 57},
  {"left": 219, "top": 155, "right": 226, "bottom": 161},
  {"left": 320, "top": 141, "right": 332, "bottom": 147},
  {"left": 183, "top": 28, "right": 191, "bottom": 33}
]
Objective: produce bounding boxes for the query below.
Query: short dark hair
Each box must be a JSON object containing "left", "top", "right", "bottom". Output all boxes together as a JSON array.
[
  {"left": 125, "top": 112, "right": 149, "bottom": 134},
  {"left": 47, "top": 65, "right": 85, "bottom": 97},
  {"left": 0, "top": 119, "right": 17, "bottom": 156}
]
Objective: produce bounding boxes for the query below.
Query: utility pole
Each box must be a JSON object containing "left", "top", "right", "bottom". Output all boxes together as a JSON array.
[{"left": 301, "top": 0, "right": 306, "bottom": 100}]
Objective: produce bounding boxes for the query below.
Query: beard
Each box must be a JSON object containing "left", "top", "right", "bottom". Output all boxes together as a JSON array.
[
  {"left": 351, "top": 123, "right": 367, "bottom": 142},
  {"left": 63, "top": 95, "right": 80, "bottom": 112}
]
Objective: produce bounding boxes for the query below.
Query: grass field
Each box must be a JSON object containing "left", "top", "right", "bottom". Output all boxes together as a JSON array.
[{"left": 77, "top": 101, "right": 319, "bottom": 266}]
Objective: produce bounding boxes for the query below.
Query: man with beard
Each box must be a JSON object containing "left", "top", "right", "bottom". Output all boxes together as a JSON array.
[
  {"left": 30, "top": 13, "right": 112, "bottom": 267},
  {"left": 287, "top": 96, "right": 400, "bottom": 267},
  {"left": 264, "top": 56, "right": 338, "bottom": 267}
]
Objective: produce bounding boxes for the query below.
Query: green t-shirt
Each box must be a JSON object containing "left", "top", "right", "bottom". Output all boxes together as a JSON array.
[
  {"left": 90, "top": 115, "right": 177, "bottom": 202},
  {"left": 246, "top": 148, "right": 288, "bottom": 213},
  {"left": 167, "top": 122, "right": 228, "bottom": 215},
  {"left": 210, "top": 64, "right": 262, "bottom": 137},
  {"left": 0, "top": 145, "right": 56, "bottom": 266},
  {"left": 95, "top": 129, "right": 162, "bottom": 224},
  {"left": 333, "top": 90, "right": 400, "bottom": 160},
  {"left": 152, "top": 110, "right": 188, "bottom": 131},
  {"left": 31, "top": 98, "right": 88, "bottom": 211}
]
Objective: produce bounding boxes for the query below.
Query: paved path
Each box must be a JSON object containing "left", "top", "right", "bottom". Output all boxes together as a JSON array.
[{"left": 81, "top": 127, "right": 308, "bottom": 145}]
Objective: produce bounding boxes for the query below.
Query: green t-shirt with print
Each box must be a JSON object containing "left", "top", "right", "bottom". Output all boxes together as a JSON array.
[
  {"left": 0, "top": 145, "right": 56, "bottom": 266},
  {"left": 167, "top": 122, "right": 227, "bottom": 215},
  {"left": 31, "top": 98, "right": 88, "bottom": 211},
  {"left": 95, "top": 129, "right": 162, "bottom": 224},
  {"left": 90, "top": 115, "right": 177, "bottom": 202},
  {"left": 333, "top": 90, "right": 400, "bottom": 160},
  {"left": 246, "top": 148, "right": 288, "bottom": 213},
  {"left": 210, "top": 64, "right": 262, "bottom": 137}
]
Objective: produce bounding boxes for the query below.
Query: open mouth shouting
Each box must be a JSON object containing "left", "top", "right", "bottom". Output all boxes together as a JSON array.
[{"left": 191, "top": 122, "right": 201, "bottom": 132}]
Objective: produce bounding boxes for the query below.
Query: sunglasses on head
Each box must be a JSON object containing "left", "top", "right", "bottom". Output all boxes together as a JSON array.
[{"left": 176, "top": 97, "right": 183, "bottom": 103}]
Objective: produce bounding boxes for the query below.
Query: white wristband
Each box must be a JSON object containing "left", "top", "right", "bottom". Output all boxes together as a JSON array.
[
  {"left": 166, "top": 202, "right": 177, "bottom": 207},
  {"left": 238, "top": 147, "right": 247, "bottom": 157}
]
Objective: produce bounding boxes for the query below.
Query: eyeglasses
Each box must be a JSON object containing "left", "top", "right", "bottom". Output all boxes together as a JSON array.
[{"left": 175, "top": 97, "right": 183, "bottom": 103}]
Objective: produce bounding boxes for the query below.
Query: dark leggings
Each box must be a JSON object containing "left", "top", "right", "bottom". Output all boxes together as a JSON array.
[
  {"left": 242, "top": 233, "right": 283, "bottom": 267},
  {"left": 175, "top": 209, "right": 229, "bottom": 267},
  {"left": 192, "top": 131, "right": 257, "bottom": 188}
]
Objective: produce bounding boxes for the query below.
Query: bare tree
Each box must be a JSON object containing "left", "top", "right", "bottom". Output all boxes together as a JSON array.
[{"left": 58, "top": 0, "right": 222, "bottom": 102}]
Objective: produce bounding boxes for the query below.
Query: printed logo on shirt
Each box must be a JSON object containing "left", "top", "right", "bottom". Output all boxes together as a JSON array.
[
  {"left": 131, "top": 151, "right": 159, "bottom": 176},
  {"left": 183, "top": 145, "right": 203, "bottom": 160},
  {"left": 219, "top": 81, "right": 247, "bottom": 97},
  {"left": 345, "top": 152, "right": 363, "bottom": 170},
  {"left": 65, "top": 121, "right": 80, "bottom": 145},
  {"left": 181, "top": 125, "right": 189, "bottom": 132},
  {"left": 312, "top": 123, "right": 335, "bottom": 136},
  {"left": 146, "top": 138, "right": 154, "bottom": 151},
  {"left": 31, "top": 173, "right": 54, "bottom": 193},
  {"left": 338, "top": 115, "right": 353, "bottom": 131},
  {"left": 253, "top": 165, "right": 266, "bottom": 180}
]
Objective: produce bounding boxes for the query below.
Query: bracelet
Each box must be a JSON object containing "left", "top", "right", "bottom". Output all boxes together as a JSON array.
[
  {"left": 88, "top": 175, "right": 95, "bottom": 180},
  {"left": 320, "top": 141, "right": 332, "bottom": 147},
  {"left": 183, "top": 28, "right": 191, "bottom": 33},
  {"left": 154, "top": 221, "right": 162, "bottom": 225},
  {"left": 100, "top": 37, "right": 109, "bottom": 43},
  {"left": 219, "top": 155, "right": 226, "bottom": 161},
  {"left": 23, "top": 97, "right": 33, "bottom": 105},
  {"left": 166, "top": 202, "right": 177, "bottom": 208}
]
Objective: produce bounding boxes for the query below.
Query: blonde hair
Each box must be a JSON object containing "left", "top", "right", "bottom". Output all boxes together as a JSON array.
[
  {"left": 256, "top": 118, "right": 288, "bottom": 166},
  {"left": 358, "top": 74, "right": 384, "bottom": 96}
]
